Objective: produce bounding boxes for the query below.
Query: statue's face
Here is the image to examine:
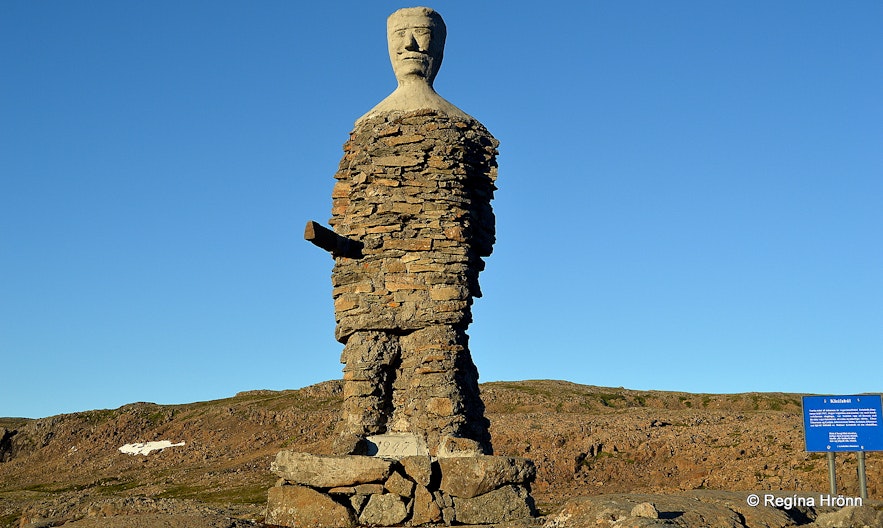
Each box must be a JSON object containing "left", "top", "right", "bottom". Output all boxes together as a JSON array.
[{"left": 387, "top": 13, "right": 444, "bottom": 84}]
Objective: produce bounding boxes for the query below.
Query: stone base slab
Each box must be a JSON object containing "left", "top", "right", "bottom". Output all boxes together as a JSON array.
[
  {"left": 266, "top": 451, "right": 537, "bottom": 527},
  {"left": 365, "top": 432, "right": 429, "bottom": 457}
]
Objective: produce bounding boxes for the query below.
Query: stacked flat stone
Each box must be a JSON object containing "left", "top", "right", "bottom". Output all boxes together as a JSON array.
[
  {"left": 266, "top": 451, "right": 536, "bottom": 527},
  {"left": 328, "top": 110, "right": 498, "bottom": 454}
]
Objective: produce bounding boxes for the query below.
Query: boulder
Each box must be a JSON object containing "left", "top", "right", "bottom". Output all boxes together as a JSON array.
[
  {"left": 438, "top": 455, "right": 535, "bottom": 498},
  {"left": 358, "top": 493, "right": 409, "bottom": 526},
  {"left": 353, "top": 483, "right": 384, "bottom": 495},
  {"left": 437, "top": 435, "right": 484, "bottom": 457},
  {"left": 271, "top": 451, "right": 392, "bottom": 488},
  {"left": 266, "top": 485, "right": 355, "bottom": 528},
  {"left": 453, "top": 485, "right": 536, "bottom": 524},
  {"left": 631, "top": 502, "right": 659, "bottom": 519},
  {"left": 411, "top": 484, "right": 443, "bottom": 525},
  {"left": 400, "top": 455, "right": 434, "bottom": 487},
  {"left": 349, "top": 494, "right": 368, "bottom": 515},
  {"left": 385, "top": 470, "right": 415, "bottom": 498},
  {"left": 808, "top": 504, "right": 883, "bottom": 527}
]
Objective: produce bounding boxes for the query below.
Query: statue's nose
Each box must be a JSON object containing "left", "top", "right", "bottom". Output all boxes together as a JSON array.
[{"left": 404, "top": 32, "right": 420, "bottom": 51}]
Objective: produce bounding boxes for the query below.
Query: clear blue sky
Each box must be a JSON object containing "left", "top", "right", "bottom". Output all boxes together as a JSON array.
[{"left": 2, "top": 1, "right": 881, "bottom": 419}]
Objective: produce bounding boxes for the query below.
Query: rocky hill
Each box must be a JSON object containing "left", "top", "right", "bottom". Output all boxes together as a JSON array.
[{"left": 1, "top": 380, "right": 881, "bottom": 527}]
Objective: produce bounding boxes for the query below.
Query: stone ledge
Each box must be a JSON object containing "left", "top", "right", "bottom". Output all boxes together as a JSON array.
[{"left": 270, "top": 451, "right": 393, "bottom": 489}]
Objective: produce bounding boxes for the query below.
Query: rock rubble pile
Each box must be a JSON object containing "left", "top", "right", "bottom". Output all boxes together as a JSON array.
[{"left": 266, "top": 451, "right": 536, "bottom": 527}]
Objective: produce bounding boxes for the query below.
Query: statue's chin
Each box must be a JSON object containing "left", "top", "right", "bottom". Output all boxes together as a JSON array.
[{"left": 392, "top": 62, "right": 432, "bottom": 80}]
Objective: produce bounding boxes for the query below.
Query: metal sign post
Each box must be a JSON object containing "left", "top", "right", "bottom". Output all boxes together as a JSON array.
[
  {"left": 857, "top": 451, "right": 867, "bottom": 500},
  {"left": 826, "top": 452, "right": 836, "bottom": 495},
  {"left": 802, "top": 394, "right": 883, "bottom": 499}
]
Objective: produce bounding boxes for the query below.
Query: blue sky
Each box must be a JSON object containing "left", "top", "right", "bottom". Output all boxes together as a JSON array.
[{"left": 2, "top": 1, "right": 881, "bottom": 419}]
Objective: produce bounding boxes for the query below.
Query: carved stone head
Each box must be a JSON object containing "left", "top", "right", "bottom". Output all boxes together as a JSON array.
[
  {"left": 387, "top": 7, "right": 447, "bottom": 86},
  {"left": 357, "top": 7, "right": 468, "bottom": 123}
]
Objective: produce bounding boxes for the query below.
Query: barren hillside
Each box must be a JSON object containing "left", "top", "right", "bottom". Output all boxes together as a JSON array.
[{"left": 1, "top": 380, "right": 880, "bottom": 527}]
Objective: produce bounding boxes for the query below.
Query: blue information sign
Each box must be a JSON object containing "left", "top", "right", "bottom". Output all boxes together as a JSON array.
[{"left": 802, "top": 395, "right": 883, "bottom": 452}]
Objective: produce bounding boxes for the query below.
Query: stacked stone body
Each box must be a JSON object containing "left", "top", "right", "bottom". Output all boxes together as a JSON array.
[
  {"left": 266, "top": 452, "right": 536, "bottom": 527},
  {"left": 329, "top": 110, "right": 497, "bottom": 455}
]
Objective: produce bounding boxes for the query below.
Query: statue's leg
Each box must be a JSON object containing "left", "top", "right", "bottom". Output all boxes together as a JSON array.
[
  {"left": 395, "top": 325, "right": 492, "bottom": 455},
  {"left": 335, "top": 331, "right": 401, "bottom": 454}
]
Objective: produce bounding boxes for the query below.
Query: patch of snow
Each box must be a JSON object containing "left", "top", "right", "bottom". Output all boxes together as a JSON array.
[{"left": 118, "top": 440, "right": 186, "bottom": 455}]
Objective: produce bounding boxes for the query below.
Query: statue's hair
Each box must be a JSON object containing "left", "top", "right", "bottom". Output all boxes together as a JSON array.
[{"left": 388, "top": 7, "right": 447, "bottom": 42}]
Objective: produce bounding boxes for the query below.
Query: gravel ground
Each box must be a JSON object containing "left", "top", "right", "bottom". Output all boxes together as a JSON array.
[{"left": 29, "top": 513, "right": 262, "bottom": 528}]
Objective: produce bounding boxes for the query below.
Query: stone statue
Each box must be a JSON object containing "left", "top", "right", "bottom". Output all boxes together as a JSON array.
[
  {"left": 307, "top": 6, "right": 497, "bottom": 458},
  {"left": 270, "top": 9, "right": 537, "bottom": 526}
]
